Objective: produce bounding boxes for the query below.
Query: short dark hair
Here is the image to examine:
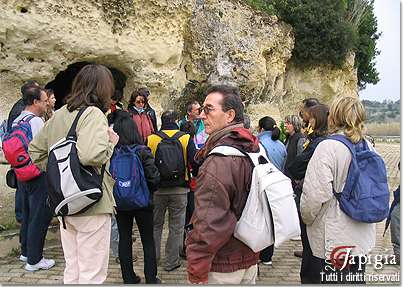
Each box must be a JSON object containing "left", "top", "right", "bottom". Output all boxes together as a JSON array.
[
  {"left": 21, "top": 80, "right": 39, "bottom": 95},
  {"left": 302, "top": 98, "right": 320, "bottom": 109},
  {"left": 23, "top": 86, "right": 43, "bottom": 106},
  {"left": 186, "top": 101, "right": 199, "bottom": 114},
  {"left": 137, "top": 87, "right": 150, "bottom": 98},
  {"left": 65, "top": 64, "right": 115, "bottom": 113},
  {"left": 112, "top": 110, "right": 142, "bottom": 146},
  {"left": 205, "top": 85, "right": 244, "bottom": 123},
  {"left": 161, "top": 110, "right": 179, "bottom": 126},
  {"left": 112, "top": 89, "right": 123, "bottom": 102}
]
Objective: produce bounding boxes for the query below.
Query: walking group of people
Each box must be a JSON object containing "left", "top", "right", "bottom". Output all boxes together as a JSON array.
[{"left": 1, "top": 63, "right": 398, "bottom": 285}]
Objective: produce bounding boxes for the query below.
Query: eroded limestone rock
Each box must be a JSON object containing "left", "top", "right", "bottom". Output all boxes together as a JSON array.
[{"left": 0, "top": 0, "right": 357, "bottom": 123}]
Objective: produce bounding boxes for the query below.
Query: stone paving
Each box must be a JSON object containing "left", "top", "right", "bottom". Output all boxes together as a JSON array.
[{"left": 0, "top": 143, "right": 400, "bottom": 285}]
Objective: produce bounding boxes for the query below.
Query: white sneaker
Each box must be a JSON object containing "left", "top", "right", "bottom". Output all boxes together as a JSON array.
[
  {"left": 19, "top": 255, "right": 27, "bottom": 262},
  {"left": 25, "top": 258, "right": 55, "bottom": 271},
  {"left": 261, "top": 260, "right": 272, "bottom": 266}
]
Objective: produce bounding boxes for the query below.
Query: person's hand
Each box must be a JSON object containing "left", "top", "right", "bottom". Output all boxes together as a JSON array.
[{"left": 107, "top": 127, "right": 119, "bottom": 145}]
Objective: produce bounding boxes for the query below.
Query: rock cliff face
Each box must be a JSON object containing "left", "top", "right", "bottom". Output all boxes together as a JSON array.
[
  {"left": 281, "top": 52, "right": 358, "bottom": 116},
  {"left": 0, "top": 0, "right": 357, "bottom": 122}
]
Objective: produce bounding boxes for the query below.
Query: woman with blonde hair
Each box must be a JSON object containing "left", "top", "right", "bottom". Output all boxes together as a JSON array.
[
  {"left": 300, "top": 96, "right": 380, "bottom": 284},
  {"left": 29, "top": 64, "right": 119, "bottom": 284}
]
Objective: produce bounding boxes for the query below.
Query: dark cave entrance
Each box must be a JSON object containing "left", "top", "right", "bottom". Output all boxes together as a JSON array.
[{"left": 45, "top": 62, "right": 127, "bottom": 110}]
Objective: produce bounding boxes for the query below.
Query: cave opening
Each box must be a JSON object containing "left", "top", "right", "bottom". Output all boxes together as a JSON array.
[{"left": 45, "top": 61, "right": 127, "bottom": 110}]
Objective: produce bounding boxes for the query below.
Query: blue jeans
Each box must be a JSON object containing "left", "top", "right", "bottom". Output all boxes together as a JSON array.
[{"left": 19, "top": 173, "right": 53, "bottom": 265}]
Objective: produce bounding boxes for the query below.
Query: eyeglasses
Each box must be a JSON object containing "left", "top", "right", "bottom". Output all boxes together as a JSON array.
[
  {"left": 135, "top": 100, "right": 145, "bottom": 104},
  {"left": 198, "top": 105, "right": 215, "bottom": 115}
]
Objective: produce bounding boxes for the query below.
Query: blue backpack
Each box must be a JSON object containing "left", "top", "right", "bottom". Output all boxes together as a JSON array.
[
  {"left": 109, "top": 145, "right": 150, "bottom": 210},
  {"left": 329, "top": 134, "right": 389, "bottom": 223}
]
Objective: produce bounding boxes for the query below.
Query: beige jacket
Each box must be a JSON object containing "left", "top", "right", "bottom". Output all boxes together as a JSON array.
[
  {"left": 301, "top": 135, "right": 376, "bottom": 259},
  {"left": 29, "top": 105, "right": 116, "bottom": 216}
]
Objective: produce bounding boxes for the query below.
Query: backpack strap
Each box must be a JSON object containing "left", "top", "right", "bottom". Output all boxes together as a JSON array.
[
  {"left": 328, "top": 134, "right": 368, "bottom": 156},
  {"left": 209, "top": 144, "right": 269, "bottom": 167},
  {"left": 67, "top": 108, "right": 88, "bottom": 139},
  {"left": 155, "top": 131, "right": 169, "bottom": 140},
  {"left": 155, "top": 130, "right": 185, "bottom": 141},
  {"left": 17, "top": 114, "right": 36, "bottom": 125},
  {"left": 327, "top": 134, "right": 363, "bottom": 200},
  {"left": 64, "top": 107, "right": 106, "bottom": 181}
]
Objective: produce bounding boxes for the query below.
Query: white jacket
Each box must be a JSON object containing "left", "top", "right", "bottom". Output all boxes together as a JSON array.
[{"left": 301, "top": 137, "right": 376, "bottom": 259}]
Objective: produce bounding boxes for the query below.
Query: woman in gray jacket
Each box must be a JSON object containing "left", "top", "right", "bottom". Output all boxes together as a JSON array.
[{"left": 301, "top": 96, "right": 376, "bottom": 284}]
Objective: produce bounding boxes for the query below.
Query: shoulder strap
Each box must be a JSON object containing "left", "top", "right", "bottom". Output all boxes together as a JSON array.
[
  {"left": 155, "top": 131, "right": 185, "bottom": 141},
  {"left": 172, "top": 131, "right": 186, "bottom": 140},
  {"left": 209, "top": 144, "right": 269, "bottom": 167},
  {"left": 100, "top": 164, "right": 106, "bottom": 181},
  {"left": 155, "top": 131, "right": 169, "bottom": 140},
  {"left": 209, "top": 146, "right": 245, "bottom": 157},
  {"left": 67, "top": 108, "right": 88, "bottom": 138},
  {"left": 328, "top": 134, "right": 354, "bottom": 153},
  {"left": 328, "top": 134, "right": 368, "bottom": 158},
  {"left": 18, "top": 114, "right": 36, "bottom": 125}
]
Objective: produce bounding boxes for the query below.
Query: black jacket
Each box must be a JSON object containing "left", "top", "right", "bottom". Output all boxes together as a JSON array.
[
  {"left": 287, "top": 135, "right": 327, "bottom": 181},
  {"left": 284, "top": 132, "right": 305, "bottom": 177},
  {"left": 136, "top": 146, "right": 160, "bottom": 193},
  {"left": 145, "top": 105, "right": 158, "bottom": 132}
]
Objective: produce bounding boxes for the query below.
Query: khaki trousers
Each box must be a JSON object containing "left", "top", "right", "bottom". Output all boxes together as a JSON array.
[
  {"left": 208, "top": 264, "right": 258, "bottom": 284},
  {"left": 59, "top": 214, "right": 111, "bottom": 284}
]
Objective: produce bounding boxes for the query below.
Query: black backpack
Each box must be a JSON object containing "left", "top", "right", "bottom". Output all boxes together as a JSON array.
[{"left": 155, "top": 131, "right": 186, "bottom": 188}]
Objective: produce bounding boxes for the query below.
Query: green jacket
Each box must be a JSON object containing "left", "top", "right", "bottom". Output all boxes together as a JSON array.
[{"left": 29, "top": 105, "right": 116, "bottom": 216}]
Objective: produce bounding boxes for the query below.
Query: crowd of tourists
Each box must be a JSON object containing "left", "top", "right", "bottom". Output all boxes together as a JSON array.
[{"left": 0, "top": 63, "right": 399, "bottom": 285}]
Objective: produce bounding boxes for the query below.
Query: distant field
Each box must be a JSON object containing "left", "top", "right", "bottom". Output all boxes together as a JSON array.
[{"left": 366, "top": 122, "right": 400, "bottom": 136}]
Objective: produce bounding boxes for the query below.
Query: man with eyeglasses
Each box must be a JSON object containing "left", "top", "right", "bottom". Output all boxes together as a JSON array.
[
  {"left": 12, "top": 86, "right": 54, "bottom": 271},
  {"left": 179, "top": 101, "right": 208, "bottom": 150},
  {"left": 186, "top": 85, "right": 260, "bottom": 284}
]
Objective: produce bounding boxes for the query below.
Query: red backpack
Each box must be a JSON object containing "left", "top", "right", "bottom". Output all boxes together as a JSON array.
[{"left": 2, "top": 115, "right": 42, "bottom": 181}]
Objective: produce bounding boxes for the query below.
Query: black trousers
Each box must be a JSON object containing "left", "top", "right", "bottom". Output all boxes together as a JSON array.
[
  {"left": 182, "top": 191, "right": 195, "bottom": 254},
  {"left": 260, "top": 245, "right": 274, "bottom": 262},
  {"left": 300, "top": 221, "right": 323, "bottom": 283},
  {"left": 307, "top": 253, "right": 366, "bottom": 284},
  {"left": 116, "top": 208, "right": 158, "bottom": 284}
]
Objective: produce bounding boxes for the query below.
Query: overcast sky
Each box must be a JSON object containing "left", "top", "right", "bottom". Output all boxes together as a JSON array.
[{"left": 359, "top": 0, "right": 400, "bottom": 102}]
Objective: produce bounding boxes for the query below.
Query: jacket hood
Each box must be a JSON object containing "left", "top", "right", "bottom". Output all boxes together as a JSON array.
[{"left": 196, "top": 123, "right": 259, "bottom": 161}]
